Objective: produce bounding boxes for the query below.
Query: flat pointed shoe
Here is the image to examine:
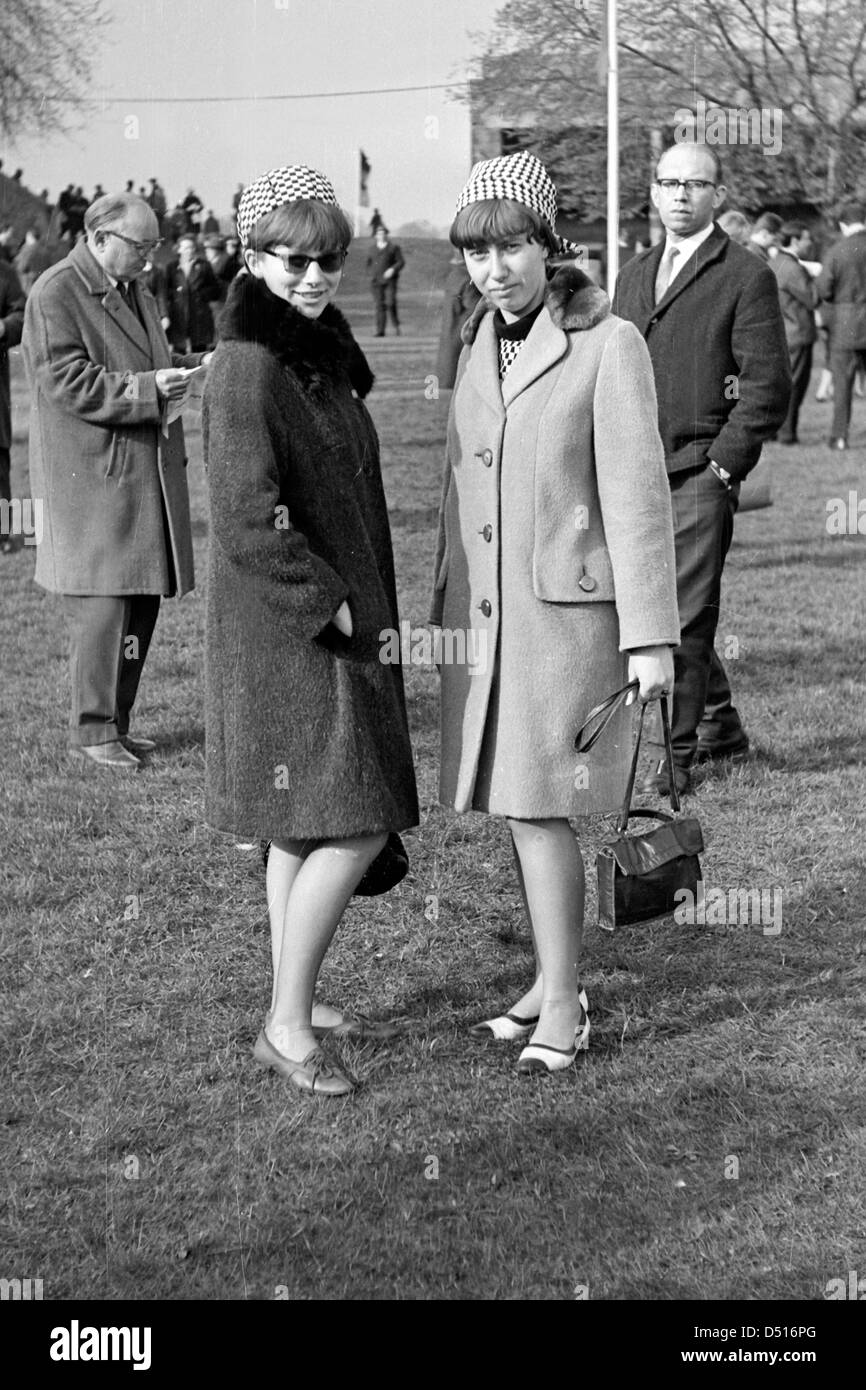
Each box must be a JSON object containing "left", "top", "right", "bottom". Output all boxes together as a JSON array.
[
  {"left": 516, "top": 992, "right": 590, "bottom": 1076},
  {"left": 469, "top": 1011, "right": 540, "bottom": 1041},
  {"left": 312, "top": 1013, "right": 406, "bottom": 1042},
  {"left": 253, "top": 1030, "right": 355, "bottom": 1097}
]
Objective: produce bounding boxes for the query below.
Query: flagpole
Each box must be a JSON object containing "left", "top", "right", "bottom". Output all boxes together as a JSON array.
[{"left": 606, "top": 0, "right": 619, "bottom": 293}]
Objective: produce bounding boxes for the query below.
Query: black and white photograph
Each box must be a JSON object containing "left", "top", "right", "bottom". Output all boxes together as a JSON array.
[{"left": 1, "top": 0, "right": 863, "bottom": 1341}]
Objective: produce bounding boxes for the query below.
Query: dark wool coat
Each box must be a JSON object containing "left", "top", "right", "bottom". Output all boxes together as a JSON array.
[
  {"left": 816, "top": 230, "right": 866, "bottom": 350},
  {"left": 772, "top": 250, "right": 817, "bottom": 349},
  {"left": 202, "top": 274, "right": 419, "bottom": 841},
  {"left": 613, "top": 224, "right": 790, "bottom": 485},
  {"left": 0, "top": 262, "right": 25, "bottom": 451},
  {"left": 431, "top": 265, "right": 680, "bottom": 817},
  {"left": 23, "top": 239, "right": 199, "bottom": 596}
]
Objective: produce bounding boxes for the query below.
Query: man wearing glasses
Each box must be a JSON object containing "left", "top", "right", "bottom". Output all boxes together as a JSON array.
[
  {"left": 23, "top": 193, "right": 211, "bottom": 769},
  {"left": 613, "top": 142, "right": 789, "bottom": 796}
]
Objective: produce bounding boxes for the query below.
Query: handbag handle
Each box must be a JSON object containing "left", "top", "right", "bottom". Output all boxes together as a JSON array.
[
  {"left": 617, "top": 695, "right": 680, "bottom": 832},
  {"left": 574, "top": 680, "right": 639, "bottom": 752},
  {"left": 574, "top": 680, "right": 680, "bottom": 830}
]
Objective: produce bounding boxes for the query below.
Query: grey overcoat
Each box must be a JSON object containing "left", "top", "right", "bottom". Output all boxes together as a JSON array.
[{"left": 23, "top": 238, "right": 200, "bottom": 596}]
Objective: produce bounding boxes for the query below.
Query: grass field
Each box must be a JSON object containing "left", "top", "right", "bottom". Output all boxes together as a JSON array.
[{"left": 1, "top": 288, "right": 865, "bottom": 1303}]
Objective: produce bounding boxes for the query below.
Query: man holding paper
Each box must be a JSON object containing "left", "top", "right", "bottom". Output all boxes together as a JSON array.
[{"left": 23, "top": 193, "right": 211, "bottom": 769}]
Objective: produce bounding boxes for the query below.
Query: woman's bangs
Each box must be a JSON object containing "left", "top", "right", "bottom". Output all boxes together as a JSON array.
[
  {"left": 248, "top": 200, "right": 353, "bottom": 253},
  {"left": 450, "top": 199, "right": 541, "bottom": 250}
]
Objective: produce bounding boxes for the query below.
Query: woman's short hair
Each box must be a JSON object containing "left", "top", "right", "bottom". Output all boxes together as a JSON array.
[
  {"left": 450, "top": 198, "right": 558, "bottom": 254},
  {"left": 245, "top": 200, "right": 353, "bottom": 254}
]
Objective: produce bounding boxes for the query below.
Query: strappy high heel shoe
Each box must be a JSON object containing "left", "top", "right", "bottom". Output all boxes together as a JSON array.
[
  {"left": 516, "top": 989, "right": 590, "bottom": 1075},
  {"left": 469, "top": 1011, "right": 540, "bottom": 1041}
]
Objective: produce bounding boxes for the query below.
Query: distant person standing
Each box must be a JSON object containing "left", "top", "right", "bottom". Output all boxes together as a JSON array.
[
  {"left": 747, "top": 212, "right": 783, "bottom": 264},
  {"left": 14, "top": 228, "right": 54, "bottom": 293},
  {"left": 435, "top": 254, "right": 481, "bottom": 390},
  {"left": 169, "top": 233, "right": 221, "bottom": 352},
  {"left": 0, "top": 259, "right": 26, "bottom": 553},
  {"left": 367, "top": 226, "right": 404, "bottom": 336},
  {"left": 369, "top": 207, "right": 383, "bottom": 235},
  {"left": 817, "top": 201, "right": 866, "bottom": 450},
  {"left": 772, "top": 222, "right": 817, "bottom": 445}
]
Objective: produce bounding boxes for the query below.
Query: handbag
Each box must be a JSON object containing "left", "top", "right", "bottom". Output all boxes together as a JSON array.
[
  {"left": 259, "top": 831, "right": 409, "bottom": 897},
  {"left": 354, "top": 832, "right": 409, "bottom": 897},
  {"left": 575, "top": 682, "right": 704, "bottom": 931}
]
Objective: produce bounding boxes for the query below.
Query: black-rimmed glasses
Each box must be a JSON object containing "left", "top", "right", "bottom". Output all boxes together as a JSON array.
[
  {"left": 263, "top": 248, "right": 347, "bottom": 274},
  {"left": 104, "top": 229, "right": 164, "bottom": 255},
  {"left": 655, "top": 179, "right": 717, "bottom": 193}
]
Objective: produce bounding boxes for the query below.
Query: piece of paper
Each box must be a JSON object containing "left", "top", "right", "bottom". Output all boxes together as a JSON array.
[{"left": 162, "top": 366, "right": 208, "bottom": 434}]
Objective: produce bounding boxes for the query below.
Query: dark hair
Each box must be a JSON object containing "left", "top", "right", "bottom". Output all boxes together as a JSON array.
[
  {"left": 449, "top": 198, "right": 558, "bottom": 254},
  {"left": 838, "top": 200, "right": 866, "bottom": 224},
  {"left": 246, "top": 199, "right": 353, "bottom": 254},
  {"left": 656, "top": 142, "right": 724, "bottom": 185},
  {"left": 779, "top": 221, "right": 807, "bottom": 247},
  {"left": 753, "top": 212, "right": 783, "bottom": 235}
]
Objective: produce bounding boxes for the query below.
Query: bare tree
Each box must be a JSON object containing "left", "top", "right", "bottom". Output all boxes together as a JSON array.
[
  {"left": 465, "top": 0, "right": 866, "bottom": 209},
  {"left": 0, "top": 0, "right": 108, "bottom": 142}
]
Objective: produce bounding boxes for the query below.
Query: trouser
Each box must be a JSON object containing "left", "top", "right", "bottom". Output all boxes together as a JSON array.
[
  {"left": 372, "top": 282, "right": 400, "bottom": 335},
  {"left": 778, "top": 343, "right": 813, "bottom": 442},
  {"left": 829, "top": 345, "right": 866, "bottom": 440},
  {"left": 0, "top": 446, "right": 10, "bottom": 506},
  {"left": 668, "top": 466, "right": 743, "bottom": 768},
  {"left": 64, "top": 594, "right": 161, "bottom": 746}
]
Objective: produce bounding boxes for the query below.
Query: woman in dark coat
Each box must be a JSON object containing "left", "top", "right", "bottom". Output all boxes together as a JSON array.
[
  {"left": 432, "top": 153, "right": 679, "bottom": 1076},
  {"left": 203, "top": 166, "right": 418, "bottom": 1097}
]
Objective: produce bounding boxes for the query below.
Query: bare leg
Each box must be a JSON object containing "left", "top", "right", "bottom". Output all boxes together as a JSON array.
[
  {"left": 266, "top": 832, "right": 387, "bottom": 1061},
  {"left": 266, "top": 844, "right": 345, "bottom": 1028},
  {"left": 508, "top": 837, "right": 543, "bottom": 1018},
  {"left": 507, "top": 818, "right": 585, "bottom": 1050}
]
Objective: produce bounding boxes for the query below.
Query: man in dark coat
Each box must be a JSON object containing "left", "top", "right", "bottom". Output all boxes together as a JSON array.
[
  {"left": 23, "top": 192, "right": 210, "bottom": 769},
  {"left": 169, "top": 233, "right": 221, "bottom": 352},
  {"left": 817, "top": 201, "right": 866, "bottom": 449},
  {"left": 613, "top": 142, "right": 790, "bottom": 794},
  {"left": 773, "top": 222, "right": 818, "bottom": 445},
  {"left": 0, "top": 260, "right": 26, "bottom": 553},
  {"left": 367, "top": 226, "right": 404, "bottom": 335}
]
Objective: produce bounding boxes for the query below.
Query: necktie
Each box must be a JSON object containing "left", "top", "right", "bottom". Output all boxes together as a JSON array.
[{"left": 655, "top": 245, "right": 680, "bottom": 303}]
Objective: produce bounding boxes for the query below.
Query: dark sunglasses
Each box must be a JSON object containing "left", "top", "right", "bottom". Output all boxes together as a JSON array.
[{"left": 263, "top": 248, "right": 346, "bottom": 274}]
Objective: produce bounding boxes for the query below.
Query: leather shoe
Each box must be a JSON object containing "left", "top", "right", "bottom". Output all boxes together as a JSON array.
[
  {"left": 72, "top": 741, "right": 140, "bottom": 770},
  {"left": 828, "top": 437, "right": 848, "bottom": 450},
  {"left": 639, "top": 759, "right": 691, "bottom": 798},
  {"left": 516, "top": 990, "right": 590, "bottom": 1075},
  {"left": 121, "top": 735, "right": 157, "bottom": 754},
  {"left": 253, "top": 1029, "right": 355, "bottom": 1097},
  {"left": 695, "top": 732, "right": 750, "bottom": 765}
]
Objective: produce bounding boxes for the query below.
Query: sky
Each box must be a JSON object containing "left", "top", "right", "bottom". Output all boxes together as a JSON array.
[{"left": 7, "top": 0, "right": 503, "bottom": 233}]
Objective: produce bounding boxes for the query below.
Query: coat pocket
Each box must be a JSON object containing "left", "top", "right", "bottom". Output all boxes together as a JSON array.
[
  {"left": 103, "top": 432, "right": 128, "bottom": 481},
  {"left": 532, "top": 536, "right": 616, "bottom": 603}
]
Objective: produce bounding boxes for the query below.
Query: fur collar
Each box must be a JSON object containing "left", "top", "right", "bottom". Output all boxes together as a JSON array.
[
  {"left": 461, "top": 263, "right": 610, "bottom": 346},
  {"left": 218, "top": 272, "right": 375, "bottom": 399}
]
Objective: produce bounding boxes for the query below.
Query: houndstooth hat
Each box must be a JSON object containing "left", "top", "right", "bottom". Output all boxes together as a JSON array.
[
  {"left": 237, "top": 166, "right": 339, "bottom": 246},
  {"left": 455, "top": 150, "right": 581, "bottom": 257}
]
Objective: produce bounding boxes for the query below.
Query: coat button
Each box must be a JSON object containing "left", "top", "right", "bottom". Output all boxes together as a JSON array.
[
  {"left": 480, "top": 449, "right": 493, "bottom": 466},
  {"left": 578, "top": 573, "right": 597, "bottom": 592},
  {"left": 478, "top": 599, "right": 492, "bottom": 617},
  {"left": 480, "top": 524, "right": 493, "bottom": 542}
]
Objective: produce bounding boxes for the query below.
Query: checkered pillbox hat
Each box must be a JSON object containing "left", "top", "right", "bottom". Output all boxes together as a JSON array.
[
  {"left": 455, "top": 150, "right": 582, "bottom": 258},
  {"left": 237, "top": 166, "right": 339, "bottom": 246}
]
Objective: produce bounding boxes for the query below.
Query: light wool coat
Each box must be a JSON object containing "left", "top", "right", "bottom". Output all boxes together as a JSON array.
[
  {"left": 23, "top": 238, "right": 200, "bottom": 596},
  {"left": 430, "top": 265, "right": 680, "bottom": 817}
]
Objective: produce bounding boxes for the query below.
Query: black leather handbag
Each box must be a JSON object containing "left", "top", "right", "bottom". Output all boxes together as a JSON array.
[
  {"left": 259, "top": 831, "right": 409, "bottom": 897},
  {"left": 575, "top": 682, "right": 704, "bottom": 931},
  {"left": 353, "top": 832, "right": 410, "bottom": 897}
]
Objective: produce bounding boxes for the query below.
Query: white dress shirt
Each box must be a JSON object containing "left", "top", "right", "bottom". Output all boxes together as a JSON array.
[{"left": 663, "top": 221, "right": 715, "bottom": 288}]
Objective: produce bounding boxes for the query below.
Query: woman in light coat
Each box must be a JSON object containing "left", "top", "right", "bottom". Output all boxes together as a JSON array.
[{"left": 431, "top": 153, "right": 679, "bottom": 1075}]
